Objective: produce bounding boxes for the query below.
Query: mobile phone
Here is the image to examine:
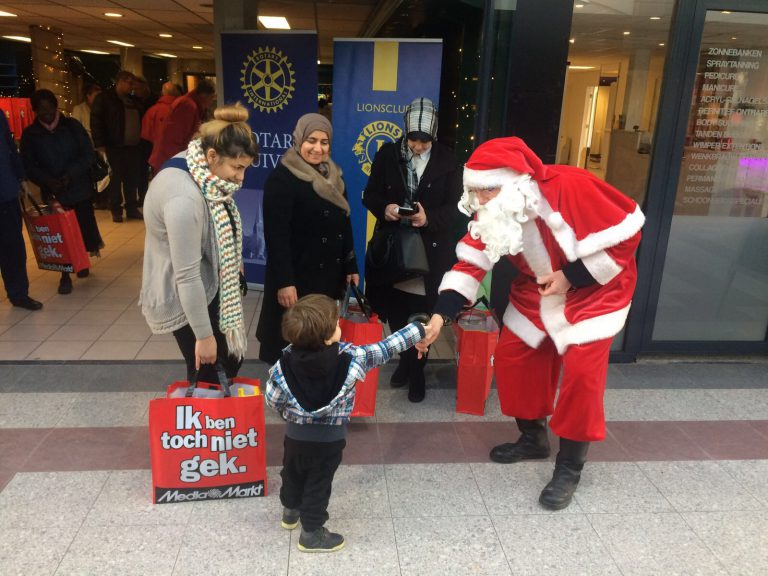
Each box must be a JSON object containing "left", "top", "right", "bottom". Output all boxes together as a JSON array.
[{"left": 397, "top": 205, "right": 419, "bottom": 216}]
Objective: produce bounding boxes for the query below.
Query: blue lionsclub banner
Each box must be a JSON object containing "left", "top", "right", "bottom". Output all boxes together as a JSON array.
[
  {"left": 221, "top": 31, "right": 318, "bottom": 286},
  {"left": 332, "top": 39, "right": 442, "bottom": 283}
]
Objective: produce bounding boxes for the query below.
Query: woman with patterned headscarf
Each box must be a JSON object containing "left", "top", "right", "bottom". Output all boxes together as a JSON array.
[
  {"left": 256, "top": 113, "right": 359, "bottom": 364},
  {"left": 362, "top": 97, "right": 463, "bottom": 402}
]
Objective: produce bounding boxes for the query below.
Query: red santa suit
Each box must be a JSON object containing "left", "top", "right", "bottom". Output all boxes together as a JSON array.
[{"left": 439, "top": 138, "right": 644, "bottom": 441}]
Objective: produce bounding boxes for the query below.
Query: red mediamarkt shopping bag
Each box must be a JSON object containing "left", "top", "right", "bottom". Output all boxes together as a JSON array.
[
  {"left": 339, "top": 284, "right": 383, "bottom": 417},
  {"left": 21, "top": 196, "right": 90, "bottom": 274},
  {"left": 453, "top": 301, "right": 500, "bottom": 416},
  {"left": 148, "top": 374, "right": 267, "bottom": 504}
]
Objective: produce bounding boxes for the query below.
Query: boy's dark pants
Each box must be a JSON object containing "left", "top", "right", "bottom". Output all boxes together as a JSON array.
[{"left": 280, "top": 436, "right": 345, "bottom": 531}]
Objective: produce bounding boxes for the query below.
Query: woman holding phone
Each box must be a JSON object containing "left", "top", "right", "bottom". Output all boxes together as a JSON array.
[{"left": 362, "top": 97, "right": 463, "bottom": 402}]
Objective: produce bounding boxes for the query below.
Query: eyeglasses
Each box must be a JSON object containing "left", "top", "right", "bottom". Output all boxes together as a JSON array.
[{"left": 468, "top": 187, "right": 501, "bottom": 195}]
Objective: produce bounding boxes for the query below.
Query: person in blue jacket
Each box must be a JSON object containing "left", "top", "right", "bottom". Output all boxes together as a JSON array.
[{"left": 0, "top": 111, "right": 42, "bottom": 311}]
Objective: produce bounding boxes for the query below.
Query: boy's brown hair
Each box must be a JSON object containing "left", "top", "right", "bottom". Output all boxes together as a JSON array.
[{"left": 281, "top": 294, "right": 339, "bottom": 349}]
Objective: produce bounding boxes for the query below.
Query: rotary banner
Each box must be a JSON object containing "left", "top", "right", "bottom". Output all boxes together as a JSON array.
[
  {"left": 331, "top": 39, "right": 443, "bottom": 281},
  {"left": 220, "top": 31, "right": 318, "bottom": 286}
]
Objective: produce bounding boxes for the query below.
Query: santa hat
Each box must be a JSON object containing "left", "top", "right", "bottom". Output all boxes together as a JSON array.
[{"left": 460, "top": 137, "right": 547, "bottom": 215}]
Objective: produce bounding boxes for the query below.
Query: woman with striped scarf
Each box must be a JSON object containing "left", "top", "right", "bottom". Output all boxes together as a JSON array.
[{"left": 140, "top": 103, "right": 259, "bottom": 382}]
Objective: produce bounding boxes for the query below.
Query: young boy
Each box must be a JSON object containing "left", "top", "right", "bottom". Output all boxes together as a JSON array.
[{"left": 265, "top": 294, "right": 428, "bottom": 553}]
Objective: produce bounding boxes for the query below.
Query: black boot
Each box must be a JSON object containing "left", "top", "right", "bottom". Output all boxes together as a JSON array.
[
  {"left": 407, "top": 353, "right": 427, "bottom": 403},
  {"left": 390, "top": 353, "right": 409, "bottom": 388},
  {"left": 539, "top": 438, "right": 590, "bottom": 510},
  {"left": 489, "top": 418, "right": 550, "bottom": 463}
]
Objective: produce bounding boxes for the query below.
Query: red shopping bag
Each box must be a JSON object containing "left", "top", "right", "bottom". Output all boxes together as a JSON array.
[
  {"left": 453, "top": 298, "right": 500, "bottom": 416},
  {"left": 339, "top": 283, "right": 383, "bottom": 417},
  {"left": 21, "top": 195, "right": 90, "bottom": 274},
  {"left": 148, "top": 368, "right": 267, "bottom": 504}
]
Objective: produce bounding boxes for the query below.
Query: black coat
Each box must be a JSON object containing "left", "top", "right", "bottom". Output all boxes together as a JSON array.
[
  {"left": 90, "top": 88, "right": 144, "bottom": 149},
  {"left": 362, "top": 139, "right": 463, "bottom": 313},
  {"left": 256, "top": 162, "right": 358, "bottom": 363},
  {"left": 21, "top": 116, "right": 95, "bottom": 206}
]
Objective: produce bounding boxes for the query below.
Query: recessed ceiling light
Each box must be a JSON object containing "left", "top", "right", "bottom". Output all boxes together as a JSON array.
[
  {"left": 81, "top": 49, "right": 111, "bottom": 55},
  {"left": 731, "top": 36, "right": 737, "bottom": 40},
  {"left": 623, "top": 31, "right": 631, "bottom": 35},
  {"left": 650, "top": 16, "right": 661, "bottom": 20},
  {"left": 258, "top": 15, "right": 290, "bottom": 29},
  {"left": 317, "top": 59, "right": 321, "bottom": 65},
  {"left": 107, "top": 40, "right": 134, "bottom": 47},
  {"left": 155, "top": 53, "right": 177, "bottom": 58},
  {"left": 575, "top": 3, "right": 584, "bottom": 8},
  {"left": 104, "top": 12, "right": 123, "bottom": 18},
  {"left": 659, "top": 43, "right": 665, "bottom": 47},
  {"left": 2, "top": 35, "right": 31, "bottom": 42},
  {"left": 0, "top": 10, "right": 17, "bottom": 17},
  {"left": 721, "top": 11, "right": 731, "bottom": 14},
  {"left": 569, "top": 38, "right": 575, "bottom": 44},
  {"left": 569, "top": 65, "right": 595, "bottom": 70},
  {"left": 192, "top": 45, "right": 203, "bottom": 49},
  {"left": 159, "top": 33, "right": 173, "bottom": 38}
]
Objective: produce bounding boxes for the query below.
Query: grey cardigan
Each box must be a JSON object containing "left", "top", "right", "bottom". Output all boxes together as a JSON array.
[{"left": 140, "top": 153, "right": 219, "bottom": 338}]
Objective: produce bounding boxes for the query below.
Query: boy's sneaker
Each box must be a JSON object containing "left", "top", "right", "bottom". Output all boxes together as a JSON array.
[
  {"left": 297, "top": 527, "right": 345, "bottom": 553},
  {"left": 281, "top": 507, "right": 300, "bottom": 530}
]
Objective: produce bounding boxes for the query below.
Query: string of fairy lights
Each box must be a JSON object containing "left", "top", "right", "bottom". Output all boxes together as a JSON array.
[{"left": 30, "top": 25, "right": 72, "bottom": 109}]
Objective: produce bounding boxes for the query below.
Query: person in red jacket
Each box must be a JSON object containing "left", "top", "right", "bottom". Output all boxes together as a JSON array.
[
  {"left": 417, "top": 137, "right": 644, "bottom": 510},
  {"left": 148, "top": 80, "right": 216, "bottom": 172},
  {"left": 141, "top": 82, "right": 180, "bottom": 154}
]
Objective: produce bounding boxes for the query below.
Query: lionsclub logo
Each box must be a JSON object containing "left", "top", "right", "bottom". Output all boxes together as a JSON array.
[
  {"left": 352, "top": 119, "right": 403, "bottom": 176},
  {"left": 156, "top": 481, "right": 265, "bottom": 504}
]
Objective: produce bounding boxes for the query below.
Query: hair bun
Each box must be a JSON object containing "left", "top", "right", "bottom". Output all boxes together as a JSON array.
[{"left": 213, "top": 102, "right": 249, "bottom": 123}]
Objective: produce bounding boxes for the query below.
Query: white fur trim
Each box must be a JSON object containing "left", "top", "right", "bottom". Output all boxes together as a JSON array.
[
  {"left": 581, "top": 250, "right": 622, "bottom": 285},
  {"left": 547, "top": 212, "right": 565, "bottom": 229},
  {"left": 502, "top": 302, "right": 546, "bottom": 349},
  {"left": 576, "top": 205, "right": 645, "bottom": 258},
  {"left": 456, "top": 242, "right": 492, "bottom": 271},
  {"left": 519, "top": 219, "right": 553, "bottom": 278},
  {"left": 540, "top": 295, "right": 631, "bottom": 354},
  {"left": 535, "top": 194, "right": 578, "bottom": 261},
  {"left": 463, "top": 167, "right": 522, "bottom": 188},
  {"left": 438, "top": 270, "right": 480, "bottom": 302}
]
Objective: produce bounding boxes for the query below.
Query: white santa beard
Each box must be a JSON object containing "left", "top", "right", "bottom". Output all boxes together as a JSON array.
[{"left": 467, "top": 189, "right": 532, "bottom": 263}]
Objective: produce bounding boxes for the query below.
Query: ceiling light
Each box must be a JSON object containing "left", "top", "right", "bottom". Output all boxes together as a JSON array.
[
  {"left": 80, "top": 49, "right": 111, "bottom": 55},
  {"left": 575, "top": 3, "right": 584, "bottom": 7},
  {"left": 623, "top": 31, "right": 631, "bottom": 35},
  {"left": 731, "top": 37, "right": 737, "bottom": 40},
  {"left": 2, "top": 35, "right": 31, "bottom": 42},
  {"left": 159, "top": 33, "right": 173, "bottom": 38},
  {"left": 258, "top": 16, "right": 290, "bottom": 29},
  {"left": 0, "top": 10, "right": 17, "bottom": 17},
  {"left": 569, "top": 65, "right": 595, "bottom": 70},
  {"left": 107, "top": 40, "right": 134, "bottom": 47},
  {"left": 659, "top": 43, "right": 665, "bottom": 47},
  {"left": 317, "top": 59, "right": 321, "bottom": 64},
  {"left": 104, "top": 12, "right": 123, "bottom": 18},
  {"left": 569, "top": 38, "right": 575, "bottom": 44},
  {"left": 155, "top": 53, "right": 177, "bottom": 58},
  {"left": 192, "top": 45, "right": 203, "bottom": 49},
  {"left": 650, "top": 16, "right": 661, "bottom": 20},
  {"left": 721, "top": 11, "right": 731, "bottom": 14}
]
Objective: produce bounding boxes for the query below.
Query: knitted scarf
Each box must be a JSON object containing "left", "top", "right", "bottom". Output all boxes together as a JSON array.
[{"left": 186, "top": 138, "right": 247, "bottom": 359}]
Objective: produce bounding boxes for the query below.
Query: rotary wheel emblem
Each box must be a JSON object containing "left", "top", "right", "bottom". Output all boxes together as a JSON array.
[{"left": 240, "top": 47, "right": 295, "bottom": 113}]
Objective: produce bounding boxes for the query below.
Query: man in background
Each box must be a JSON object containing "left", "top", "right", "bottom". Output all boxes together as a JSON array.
[
  {"left": 148, "top": 80, "right": 215, "bottom": 172},
  {"left": 141, "top": 81, "right": 180, "bottom": 158},
  {"left": 70, "top": 84, "right": 101, "bottom": 140}
]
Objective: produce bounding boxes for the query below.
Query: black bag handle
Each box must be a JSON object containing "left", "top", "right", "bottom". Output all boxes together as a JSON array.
[
  {"left": 341, "top": 282, "right": 372, "bottom": 320},
  {"left": 186, "top": 362, "right": 232, "bottom": 397},
  {"left": 19, "top": 190, "right": 45, "bottom": 217}
]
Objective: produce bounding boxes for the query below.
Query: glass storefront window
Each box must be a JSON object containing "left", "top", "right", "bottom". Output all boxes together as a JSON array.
[{"left": 653, "top": 10, "right": 768, "bottom": 342}]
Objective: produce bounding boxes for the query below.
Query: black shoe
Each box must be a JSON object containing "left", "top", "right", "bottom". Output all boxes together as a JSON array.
[
  {"left": 281, "top": 507, "right": 300, "bottom": 530},
  {"left": 489, "top": 418, "right": 551, "bottom": 463},
  {"left": 112, "top": 212, "right": 123, "bottom": 223},
  {"left": 298, "top": 527, "right": 345, "bottom": 553},
  {"left": 390, "top": 355, "right": 409, "bottom": 388},
  {"left": 10, "top": 296, "right": 43, "bottom": 311},
  {"left": 407, "top": 362, "right": 426, "bottom": 403},
  {"left": 126, "top": 209, "right": 143, "bottom": 220},
  {"left": 538, "top": 439, "right": 590, "bottom": 511},
  {"left": 76, "top": 268, "right": 90, "bottom": 278},
  {"left": 58, "top": 275, "right": 73, "bottom": 295}
]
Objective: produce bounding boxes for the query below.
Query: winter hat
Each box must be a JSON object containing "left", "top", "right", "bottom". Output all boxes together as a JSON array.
[
  {"left": 404, "top": 97, "right": 438, "bottom": 141},
  {"left": 460, "top": 137, "right": 547, "bottom": 216}
]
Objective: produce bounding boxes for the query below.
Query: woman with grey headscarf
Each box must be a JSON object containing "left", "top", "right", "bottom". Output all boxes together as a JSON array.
[
  {"left": 256, "top": 113, "right": 359, "bottom": 363},
  {"left": 362, "top": 97, "right": 463, "bottom": 402}
]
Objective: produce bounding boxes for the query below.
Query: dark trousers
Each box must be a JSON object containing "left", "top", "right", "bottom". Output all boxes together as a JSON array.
[
  {"left": 63, "top": 198, "right": 103, "bottom": 253},
  {"left": 0, "top": 199, "right": 30, "bottom": 300},
  {"left": 106, "top": 145, "right": 142, "bottom": 214},
  {"left": 172, "top": 295, "right": 243, "bottom": 382},
  {"left": 280, "top": 436, "right": 345, "bottom": 532},
  {"left": 386, "top": 289, "right": 428, "bottom": 364}
]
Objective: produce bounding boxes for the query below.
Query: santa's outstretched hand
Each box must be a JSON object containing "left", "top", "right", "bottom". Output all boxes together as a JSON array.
[{"left": 537, "top": 270, "right": 572, "bottom": 296}]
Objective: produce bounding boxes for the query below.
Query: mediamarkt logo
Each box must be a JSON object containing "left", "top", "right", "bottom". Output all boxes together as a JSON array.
[{"left": 156, "top": 481, "right": 265, "bottom": 504}]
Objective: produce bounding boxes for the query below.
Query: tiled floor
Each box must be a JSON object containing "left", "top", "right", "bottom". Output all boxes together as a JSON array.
[{"left": 1, "top": 211, "right": 767, "bottom": 575}]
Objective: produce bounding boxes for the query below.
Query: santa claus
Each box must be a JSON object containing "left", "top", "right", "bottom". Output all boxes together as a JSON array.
[{"left": 418, "top": 136, "right": 644, "bottom": 510}]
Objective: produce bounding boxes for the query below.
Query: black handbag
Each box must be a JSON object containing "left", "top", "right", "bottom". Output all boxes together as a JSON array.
[
  {"left": 365, "top": 221, "right": 430, "bottom": 286},
  {"left": 90, "top": 154, "right": 110, "bottom": 183}
]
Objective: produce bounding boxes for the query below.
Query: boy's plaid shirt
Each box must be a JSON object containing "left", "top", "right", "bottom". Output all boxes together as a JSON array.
[{"left": 265, "top": 322, "right": 425, "bottom": 425}]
